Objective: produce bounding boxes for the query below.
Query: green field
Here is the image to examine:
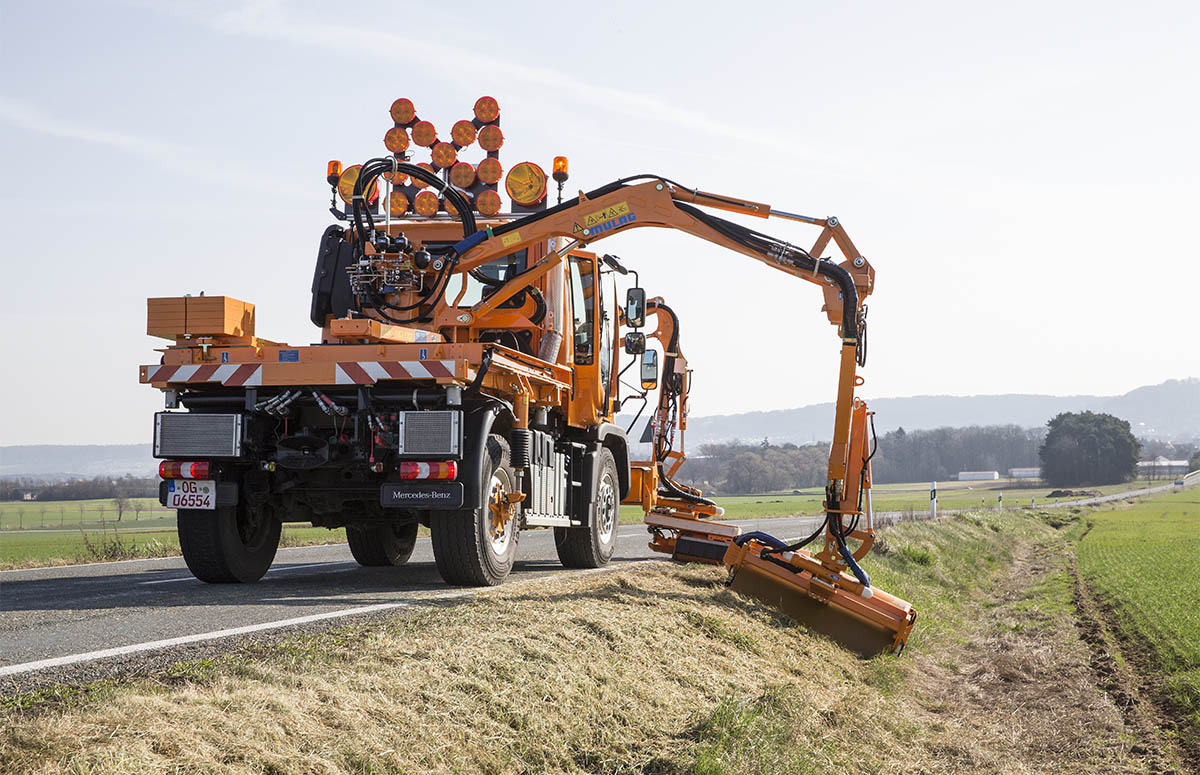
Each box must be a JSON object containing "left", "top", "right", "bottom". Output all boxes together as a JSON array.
[
  {"left": 0, "top": 525, "right": 347, "bottom": 570},
  {"left": 0, "top": 497, "right": 171, "bottom": 530},
  {"left": 1076, "top": 489, "right": 1200, "bottom": 732},
  {"left": 618, "top": 478, "right": 1151, "bottom": 523},
  {"left": 0, "top": 479, "right": 1162, "bottom": 570}
]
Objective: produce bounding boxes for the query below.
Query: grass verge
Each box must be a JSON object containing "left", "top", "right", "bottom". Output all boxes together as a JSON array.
[
  {"left": 5, "top": 506, "right": 1162, "bottom": 774},
  {"left": 0, "top": 525, "right": 347, "bottom": 570}
]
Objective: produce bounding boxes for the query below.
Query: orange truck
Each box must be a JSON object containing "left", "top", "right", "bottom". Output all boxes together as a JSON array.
[{"left": 142, "top": 96, "right": 915, "bottom": 656}]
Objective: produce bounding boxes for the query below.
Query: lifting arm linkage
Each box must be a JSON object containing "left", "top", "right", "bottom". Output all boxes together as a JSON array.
[
  {"left": 447, "top": 175, "right": 913, "bottom": 656},
  {"left": 451, "top": 178, "right": 873, "bottom": 509}
]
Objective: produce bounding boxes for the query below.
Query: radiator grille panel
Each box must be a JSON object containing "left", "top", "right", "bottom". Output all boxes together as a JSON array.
[
  {"left": 397, "top": 411, "right": 461, "bottom": 457},
  {"left": 154, "top": 412, "right": 242, "bottom": 458}
]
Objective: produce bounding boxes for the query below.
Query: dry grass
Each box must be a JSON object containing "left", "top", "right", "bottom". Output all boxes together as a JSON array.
[{"left": 0, "top": 512, "right": 1167, "bottom": 775}]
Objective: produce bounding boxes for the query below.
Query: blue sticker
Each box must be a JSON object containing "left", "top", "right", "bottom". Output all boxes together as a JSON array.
[
  {"left": 279, "top": 349, "right": 299, "bottom": 362},
  {"left": 221, "top": 351, "right": 229, "bottom": 363},
  {"left": 419, "top": 348, "right": 428, "bottom": 360}
]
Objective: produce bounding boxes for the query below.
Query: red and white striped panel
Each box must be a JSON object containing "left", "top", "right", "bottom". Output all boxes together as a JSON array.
[
  {"left": 144, "top": 363, "right": 263, "bottom": 386},
  {"left": 334, "top": 361, "right": 457, "bottom": 385}
]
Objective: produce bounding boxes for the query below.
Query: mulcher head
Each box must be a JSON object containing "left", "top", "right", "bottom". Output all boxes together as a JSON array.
[{"left": 724, "top": 538, "right": 917, "bottom": 658}]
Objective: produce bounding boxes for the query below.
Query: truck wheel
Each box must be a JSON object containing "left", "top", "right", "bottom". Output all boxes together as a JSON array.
[
  {"left": 431, "top": 435, "right": 520, "bottom": 586},
  {"left": 177, "top": 502, "right": 281, "bottom": 583},
  {"left": 555, "top": 447, "right": 619, "bottom": 568},
  {"left": 347, "top": 521, "right": 418, "bottom": 567}
]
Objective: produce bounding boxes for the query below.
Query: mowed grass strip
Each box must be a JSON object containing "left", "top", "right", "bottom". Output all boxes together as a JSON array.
[
  {"left": 3, "top": 511, "right": 1106, "bottom": 775},
  {"left": 1076, "top": 489, "right": 1200, "bottom": 733}
]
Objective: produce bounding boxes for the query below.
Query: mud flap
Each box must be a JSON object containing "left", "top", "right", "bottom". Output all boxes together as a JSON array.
[{"left": 729, "top": 562, "right": 900, "bottom": 658}]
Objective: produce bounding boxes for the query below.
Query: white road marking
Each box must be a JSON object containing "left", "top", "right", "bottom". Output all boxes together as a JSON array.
[
  {"left": 0, "top": 602, "right": 413, "bottom": 677},
  {"left": 139, "top": 561, "right": 356, "bottom": 585}
]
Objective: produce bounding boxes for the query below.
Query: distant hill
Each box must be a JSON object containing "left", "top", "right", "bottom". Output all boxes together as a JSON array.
[
  {"left": 640, "top": 377, "right": 1200, "bottom": 447},
  {"left": 0, "top": 444, "right": 154, "bottom": 480},
  {"left": 4, "top": 379, "right": 1196, "bottom": 479}
]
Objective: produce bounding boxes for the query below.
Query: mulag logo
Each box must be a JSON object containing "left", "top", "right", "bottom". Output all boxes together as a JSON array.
[{"left": 573, "top": 201, "right": 637, "bottom": 235}]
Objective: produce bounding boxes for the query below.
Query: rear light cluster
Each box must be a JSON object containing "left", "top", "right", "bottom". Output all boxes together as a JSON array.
[
  {"left": 397, "top": 461, "right": 457, "bottom": 480},
  {"left": 159, "top": 461, "right": 210, "bottom": 479},
  {"left": 324, "top": 95, "right": 556, "bottom": 219}
]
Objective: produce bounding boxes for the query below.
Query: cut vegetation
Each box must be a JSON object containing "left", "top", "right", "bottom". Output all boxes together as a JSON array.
[{"left": 4, "top": 491, "right": 1193, "bottom": 774}]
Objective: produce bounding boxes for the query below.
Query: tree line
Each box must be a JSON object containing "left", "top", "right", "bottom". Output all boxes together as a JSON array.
[
  {"left": 0, "top": 475, "right": 158, "bottom": 502},
  {"left": 676, "top": 424, "right": 1047, "bottom": 494}
]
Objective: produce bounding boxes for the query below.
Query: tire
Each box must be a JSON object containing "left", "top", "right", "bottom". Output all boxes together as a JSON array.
[
  {"left": 347, "top": 521, "right": 418, "bottom": 567},
  {"left": 556, "top": 447, "right": 619, "bottom": 568},
  {"left": 430, "top": 435, "right": 520, "bottom": 586},
  {"left": 178, "top": 502, "right": 281, "bottom": 583}
]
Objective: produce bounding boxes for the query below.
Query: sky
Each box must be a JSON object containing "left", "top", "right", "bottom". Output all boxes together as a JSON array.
[{"left": 0, "top": 0, "right": 1197, "bottom": 445}]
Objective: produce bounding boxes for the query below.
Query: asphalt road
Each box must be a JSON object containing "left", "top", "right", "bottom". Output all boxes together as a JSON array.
[
  {"left": 0, "top": 516, "right": 824, "bottom": 685},
  {"left": 2, "top": 479, "right": 1187, "bottom": 692}
]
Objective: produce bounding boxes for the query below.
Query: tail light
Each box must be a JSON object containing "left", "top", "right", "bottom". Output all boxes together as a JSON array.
[
  {"left": 445, "top": 191, "right": 473, "bottom": 217},
  {"left": 390, "top": 98, "right": 416, "bottom": 125},
  {"left": 478, "top": 125, "right": 504, "bottom": 152},
  {"left": 431, "top": 141, "right": 458, "bottom": 169},
  {"left": 398, "top": 461, "right": 458, "bottom": 480},
  {"left": 160, "top": 461, "right": 211, "bottom": 479},
  {"left": 413, "top": 190, "right": 440, "bottom": 217},
  {"left": 384, "top": 127, "right": 410, "bottom": 153},
  {"left": 476, "top": 189, "right": 502, "bottom": 216},
  {"left": 451, "top": 119, "right": 477, "bottom": 147},
  {"left": 411, "top": 162, "right": 436, "bottom": 189},
  {"left": 389, "top": 191, "right": 410, "bottom": 216},
  {"left": 473, "top": 95, "right": 500, "bottom": 123},
  {"left": 411, "top": 120, "right": 438, "bottom": 147},
  {"left": 336, "top": 164, "right": 378, "bottom": 205},
  {"left": 476, "top": 157, "right": 503, "bottom": 185},
  {"left": 505, "top": 161, "right": 547, "bottom": 206},
  {"left": 449, "top": 162, "right": 476, "bottom": 188}
]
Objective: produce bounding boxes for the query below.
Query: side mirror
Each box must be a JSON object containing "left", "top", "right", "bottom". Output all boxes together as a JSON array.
[
  {"left": 624, "top": 332, "right": 646, "bottom": 355},
  {"left": 640, "top": 349, "right": 659, "bottom": 390},
  {"left": 625, "top": 287, "right": 646, "bottom": 329}
]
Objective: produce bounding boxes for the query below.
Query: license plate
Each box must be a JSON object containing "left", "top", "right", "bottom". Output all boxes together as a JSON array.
[{"left": 167, "top": 479, "right": 216, "bottom": 510}]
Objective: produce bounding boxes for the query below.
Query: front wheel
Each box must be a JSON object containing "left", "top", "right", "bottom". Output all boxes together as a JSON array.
[
  {"left": 347, "top": 521, "right": 419, "bottom": 567},
  {"left": 178, "top": 502, "right": 281, "bottom": 583},
  {"left": 556, "top": 447, "right": 619, "bottom": 568},
  {"left": 430, "top": 435, "right": 520, "bottom": 586}
]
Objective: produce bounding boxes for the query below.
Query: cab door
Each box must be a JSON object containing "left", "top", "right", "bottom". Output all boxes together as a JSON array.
[{"left": 566, "top": 252, "right": 616, "bottom": 427}]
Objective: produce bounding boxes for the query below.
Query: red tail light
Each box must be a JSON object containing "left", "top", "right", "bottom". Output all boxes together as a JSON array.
[
  {"left": 159, "top": 461, "right": 211, "bottom": 479},
  {"left": 397, "top": 461, "right": 457, "bottom": 480}
]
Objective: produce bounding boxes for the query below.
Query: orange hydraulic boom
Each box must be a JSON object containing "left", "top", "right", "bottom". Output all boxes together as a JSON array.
[{"left": 432, "top": 175, "right": 916, "bottom": 655}]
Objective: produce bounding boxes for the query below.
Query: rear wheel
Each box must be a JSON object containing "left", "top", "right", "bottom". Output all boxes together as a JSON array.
[
  {"left": 556, "top": 447, "right": 619, "bottom": 568},
  {"left": 347, "top": 521, "right": 419, "bottom": 567},
  {"left": 431, "top": 435, "right": 520, "bottom": 586},
  {"left": 178, "top": 501, "right": 281, "bottom": 583}
]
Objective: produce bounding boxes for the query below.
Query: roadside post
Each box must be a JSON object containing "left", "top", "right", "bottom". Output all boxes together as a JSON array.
[
  {"left": 930, "top": 482, "right": 938, "bottom": 519},
  {"left": 998, "top": 493, "right": 1003, "bottom": 510}
]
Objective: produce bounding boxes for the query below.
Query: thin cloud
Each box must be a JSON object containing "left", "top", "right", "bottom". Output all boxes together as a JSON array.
[
  {"left": 0, "top": 94, "right": 307, "bottom": 198},
  {"left": 187, "top": 0, "right": 854, "bottom": 171}
]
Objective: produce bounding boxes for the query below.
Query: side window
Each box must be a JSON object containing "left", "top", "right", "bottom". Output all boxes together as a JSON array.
[
  {"left": 598, "top": 273, "right": 614, "bottom": 397},
  {"left": 568, "top": 256, "right": 594, "bottom": 364},
  {"left": 448, "top": 249, "right": 528, "bottom": 307}
]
